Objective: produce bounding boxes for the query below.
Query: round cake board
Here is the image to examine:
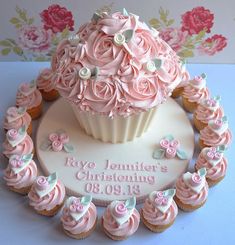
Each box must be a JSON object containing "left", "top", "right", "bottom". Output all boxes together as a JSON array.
[{"left": 36, "top": 98, "right": 194, "bottom": 206}]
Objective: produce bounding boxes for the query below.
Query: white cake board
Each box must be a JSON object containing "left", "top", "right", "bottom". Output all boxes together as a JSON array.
[{"left": 36, "top": 98, "right": 194, "bottom": 206}]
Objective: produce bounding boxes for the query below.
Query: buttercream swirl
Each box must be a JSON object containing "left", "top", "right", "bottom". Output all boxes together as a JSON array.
[
  {"left": 195, "top": 103, "right": 224, "bottom": 124},
  {"left": 142, "top": 198, "right": 178, "bottom": 225},
  {"left": 53, "top": 10, "right": 185, "bottom": 117},
  {"left": 36, "top": 68, "right": 56, "bottom": 92},
  {"left": 102, "top": 206, "right": 140, "bottom": 237},
  {"left": 4, "top": 160, "right": 37, "bottom": 188},
  {"left": 28, "top": 180, "right": 65, "bottom": 211},
  {"left": 16, "top": 87, "right": 42, "bottom": 109},
  {"left": 175, "top": 176, "right": 208, "bottom": 206},
  {"left": 183, "top": 84, "right": 210, "bottom": 103},
  {"left": 195, "top": 152, "right": 227, "bottom": 180},
  {"left": 61, "top": 203, "right": 97, "bottom": 234},
  {"left": 2, "top": 135, "right": 34, "bottom": 158},
  {"left": 4, "top": 110, "right": 31, "bottom": 131},
  {"left": 200, "top": 126, "right": 232, "bottom": 148}
]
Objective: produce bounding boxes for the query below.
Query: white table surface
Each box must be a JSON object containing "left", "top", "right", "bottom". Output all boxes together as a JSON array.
[{"left": 0, "top": 62, "right": 234, "bottom": 245}]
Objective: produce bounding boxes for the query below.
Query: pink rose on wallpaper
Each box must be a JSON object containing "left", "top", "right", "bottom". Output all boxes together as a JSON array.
[
  {"left": 159, "top": 27, "right": 188, "bottom": 52},
  {"left": 18, "top": 25, "right": 52, "bottom": 52},
  {"left": 181, "top": 7, "right": 214, "bottom": 35},
  {"left": 198, "top": 34, "right": 227, "bottom": 56},
  {"left": 40, "top": 4, "right": 74, "bottom": 33}
]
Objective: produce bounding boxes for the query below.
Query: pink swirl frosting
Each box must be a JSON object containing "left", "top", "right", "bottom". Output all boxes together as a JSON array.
[
  {"left": 2, "top": 135, "right": 34, "bottom": 158},
  {"left": 183, "top": 83, "right": 210, "bottom": 103},
  {"left": 4, "top": 160, "right": 37, "bottom": 188},
  {"left": 175, "top": 176, "right": 208, "bottom": 206},
  {"left": 200, "top": 126, "right": 232, "bottom": 148},
  {"left": 61, "top": 202, "right": 97, "bottom": 234},
  {"left": 53, "top": 11, "right": 184, "bottom": 117},
  {"left": 28, "top": 180, "right": 65, "bottom": 211},
  {"left": 195, "top": 103, "right": 224, "bottom": 124},
  {"left": 4, "top": 110, "right": 31, "bottom": 131},
  {"left": 16, "top": 86, "right": 42, "bottom": 109},
  {"left": 102, "top": 206, "right": 140, "bottom": 237},
  {"left": 195, "top": 151, "right": 227, "bottom": 180},
  {"left": 36, "top": 68, "right": 56, "bottom": 92},
  {"left": 142, "top": 198, "right": 178, "bottom": 225},
  {"left": 175, "top": 69, "right": 190, "bottom": 89}
]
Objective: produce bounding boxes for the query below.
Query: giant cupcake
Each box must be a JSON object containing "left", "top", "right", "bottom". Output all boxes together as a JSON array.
[{"left": 52, "top": 9, "right": 186, "bottom": 143}]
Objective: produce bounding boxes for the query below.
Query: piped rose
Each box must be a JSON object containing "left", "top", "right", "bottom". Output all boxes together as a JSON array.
[
  {"left": 36, "top": 176, "right": 49, "bottom": 191},
  {"left": 113, "top": 203, "right": 128, "bottom": 217}
]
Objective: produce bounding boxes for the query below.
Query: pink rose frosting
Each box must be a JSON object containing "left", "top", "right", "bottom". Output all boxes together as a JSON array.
[
  {"left": 28, "top": 180, "right": 65, "bottom": 211},
  {"left": 16, "top": 85, "right": 42, "bottom": 109},
  {"left": 200, "top": 126, "right": 232, "bottom": 148},
  {"left": 36, "top": 68, "right": 56, "bottom": 92},
  {"left": 183, "top": 78, "right": 210, "bottom": 103},
  {"left": 2, "top": 135, "right": 34, "bottom": 158},
  {"left": 53, "top": 10, "right": 185, "bottom": 117},
  {"left": 3, "top": 107, "right": 31, "bottom": 131},
  {"left": 194, "top": 100, "right": 224, "bottom": 124},
  {"left": 102, "top": 205, "right": 140, "bottom": 237},
  {"left": 175, "top": 69, "right": 190, "bottom": 89},
  {"left": 175, "top": 176, "right": 208, "bottom": 206},
  {"left": 4, "top": 160, "right": 37, "bottom": 189},
  {"left": 195, "top": 150, "right": 227, "bottom": 181},
  {"left": 61, "top": 202, "right": 97, "bottom": 234},
  {"left": 142, "top": 198, "right": 178, "bottom": 225}
]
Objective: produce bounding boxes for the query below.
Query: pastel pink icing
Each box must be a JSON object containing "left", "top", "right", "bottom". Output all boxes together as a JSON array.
[
  {"left": 4, "top": 160, "right": 37, "bottom": 189},
  {"left": 200, "top": 126, "right": 232, "bottom": 148},
  {"left": 36, "top": 68, "right": 56, "bottom": 92},
  {"left": 3, "top": 110, "right": 31, "bottom": 131},
  {"left": 52, "top": 11, "right": 186, "bottom": 117},
  {"left": 183, "top": 78, "right": 209, "bottom": 103},
  {"left": 28, "top": 180, "right": 65, "bottom": 211},
  {"left": 195, "top": 103, "right": 224, "bottom": 124},
  {"left": 175, "top": 176, "right": 208, "bottom": 206},
  {"left": 142, "top": 198, "right": 178, "bottom": 226},
  {"left": 175, "top": 69, "right": 190, "bottom": 89},
  {"left": 195, "top": 151, "right": 227, "bottom": 180},
  {"left": 16, "top": 86, "right": 42, "bottom": 109},
  {"left": 2, "top": 135, "right": 34, "bottom": 158},
  {"left": 61, "top": 202, "right": 97, "bottom": 234},
  {"left": 102, "top": 205, "right": 140, "bottom": 237}
]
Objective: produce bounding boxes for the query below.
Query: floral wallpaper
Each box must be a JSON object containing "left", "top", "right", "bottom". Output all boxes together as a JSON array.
[{"left": 0, "top": 0, "right": 233, "bottom": 63}]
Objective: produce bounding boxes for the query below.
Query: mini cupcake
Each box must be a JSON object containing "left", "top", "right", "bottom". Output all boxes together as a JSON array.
[
  {"left": 171, "top": 65, "right": 190, "bottom": 98},
  {"left": 175, "top": 168, "right": 209, "bottom": 211},
  {"left": 199, "top": 116, "right": 232, "bottom": 149},
  {"left": 194, "top": 95, "right": 224, "bottom": 131},
  {"left": 61, "top": 195, "right": 97, "bottom": 239},
  {"left": 16, "top": 80, "right": 43, "bottom": 120},
  {"left": 101, "top": 197, "right": 140, "bottom": 240},
  {"left": 28, "top": 172, "right": 65, "bottom": 216},
  {"left": 195, "top": 146, "right": 227, "bottom": 186},
  {"left": 53, "top": 10, "right": 186, "bottom": 143},
  {"left": 2, "top": 127, "right": 34, "bottom": 159},
  {"left": 141, "top": 189, "right": 178, "bottom": 232},
  {"left": 4, "top": 154, "right": 37, "bottom": 194},
  {"left": 182, "top": 73, "right": 210, "bottom": 113},
  {"left": 3, "top": 106, "right": 32, "bottom": 136},
  {"left": 36, "top": 68, "right": 59, "bottom": 101}
]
